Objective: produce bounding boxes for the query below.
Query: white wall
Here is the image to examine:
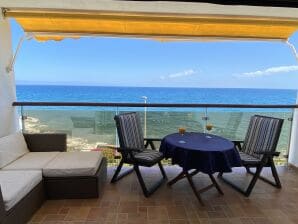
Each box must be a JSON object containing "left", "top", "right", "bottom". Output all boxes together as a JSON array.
[
  {"left": 0, "top": 15, "right": 18, "bottom": 137},
  {"left": 289, "top": 94, "right": 298, "bottom": 167}
]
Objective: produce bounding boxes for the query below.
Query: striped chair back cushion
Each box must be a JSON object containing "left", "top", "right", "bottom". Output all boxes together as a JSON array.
[
  {"left": 242, "top": 115, "right": 283, "bottom": 158},
  {"left": 114, "top": 112, "right": 144, "bottom": 151}
]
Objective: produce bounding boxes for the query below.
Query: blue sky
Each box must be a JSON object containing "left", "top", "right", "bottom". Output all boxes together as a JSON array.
[{"left": 11, "top": 19, "right": 298, "bottom": 89}]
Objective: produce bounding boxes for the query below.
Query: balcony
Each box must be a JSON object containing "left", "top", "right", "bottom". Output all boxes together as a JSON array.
[{"left": 11, "top": 102, "right": 298, "bottom": 223}]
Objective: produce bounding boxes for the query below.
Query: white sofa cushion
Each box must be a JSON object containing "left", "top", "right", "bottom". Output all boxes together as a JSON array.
[
  {"left": 0, "top": 170, "right": 42, "bottom": 211},
  {"left": 43, "top": 151, "right": 103, "bottom": 177},
  {"left": 0, "top": 132, "right": 29, "bottom": 168},
  {"left": 2, "top": 152, "right": 60, "bottom": 170}
]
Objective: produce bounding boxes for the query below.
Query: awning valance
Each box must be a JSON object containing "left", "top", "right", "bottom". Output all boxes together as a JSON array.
[{"left": 4, "top": 9, "right": 298, "bottom": 41}]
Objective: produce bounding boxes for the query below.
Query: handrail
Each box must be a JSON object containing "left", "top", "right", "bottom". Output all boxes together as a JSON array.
[{"left": 12, "top": 101, "right": 298, "bottom": 108}]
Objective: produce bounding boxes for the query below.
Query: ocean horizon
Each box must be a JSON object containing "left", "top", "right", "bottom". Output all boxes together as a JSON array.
[
  {"left": 16, "top": 85, "right": 298, "bottom": 105},
  {"left": 15, "top": 82, "right": 298, "bottom": 90}
]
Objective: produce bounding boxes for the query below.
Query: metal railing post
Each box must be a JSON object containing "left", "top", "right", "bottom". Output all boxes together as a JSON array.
[
  {"left": 142, "top": 96, "right": 147, "bottom": 138},
  {"left": 20, "top": 105, "right": 26, "bottom": 132}
]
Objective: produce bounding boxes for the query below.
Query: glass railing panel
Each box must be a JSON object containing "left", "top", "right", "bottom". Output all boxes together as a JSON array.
[
  {"left": 205, "top": 109, "right": 253, "bottom": 140},
  {"left": 118, "top": 107, "right": 206, "bottom": 139},
  {"left": 20, "top": 106, "right": 119, "bottom": 164},
  {"left": 206, "top": 108, "right": 293, "bottom": 165},
  {"left": 17, "top": 104, "right": 294, "bottom": 166}
]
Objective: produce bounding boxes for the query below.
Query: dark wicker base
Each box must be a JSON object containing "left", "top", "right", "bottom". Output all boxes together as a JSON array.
[
  {"left": 0, "top": 134, "right": 108, "bottom": 222},
  {"left": 44, "top": 157, "right": 107, "bottom": 199},
  {"left": 1, "top": 181, "right": 45, "bottom": 224}
]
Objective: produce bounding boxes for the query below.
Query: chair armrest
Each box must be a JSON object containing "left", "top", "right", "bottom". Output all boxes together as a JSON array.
[
  {"left": 144, "top": 138, "right": 162, "bottom": 150},
  {"left": 115, "top": 147, "right": 141, "bottom": 153},
  {"left": 232, "top": 140, "right": 244, "bottom": 144},
  {"left": 0, "top": 186, "right": 6, "bottom": 222},
  {"left": 23, "top": 133, "right": 67, "bottom": 152},
  {"left": 115, "top": 147, "right": 140, "bottom": 162},
  {"left": 232, "top": 140, "right": 244, "bottom": 151},
  {"left": 254, "top": 151, "right": 280, "bottom": 157},
  {"left": 144, "top": 137, "right": 162, "bottom": 142}
]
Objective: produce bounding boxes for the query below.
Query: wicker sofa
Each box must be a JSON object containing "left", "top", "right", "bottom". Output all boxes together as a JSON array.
[{"left": 0, "top": 132, "right": 107, "bottom": 224}]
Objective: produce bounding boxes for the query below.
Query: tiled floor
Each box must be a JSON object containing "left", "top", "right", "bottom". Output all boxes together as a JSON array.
[{"left": 29, "top": 165, "right": 298, "bottom": 224}]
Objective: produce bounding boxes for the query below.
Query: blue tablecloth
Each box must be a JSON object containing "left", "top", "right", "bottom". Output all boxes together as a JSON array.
[{"left": 160, "top": 132, "right": 242, "bottom": 174}]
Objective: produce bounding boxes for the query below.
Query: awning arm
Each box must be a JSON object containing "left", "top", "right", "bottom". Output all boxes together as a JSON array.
[
  {"left": 6, "top": 32, "right": 33, "bottom": 73},
  {"left": 286, "top": 40, "right": 298, "bottom": 62}
]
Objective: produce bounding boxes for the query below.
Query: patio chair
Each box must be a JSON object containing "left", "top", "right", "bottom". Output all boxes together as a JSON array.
[
  {"left": 111, "top": 112, "right": 167, "bottom": 197},
  {"left": 218, "top": 115, "right": 283, "bottom": 197}
]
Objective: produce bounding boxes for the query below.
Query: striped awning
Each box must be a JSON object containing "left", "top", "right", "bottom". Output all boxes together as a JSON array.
[{"left": 4, "top": 9, "right": 298, "bottom": 41}]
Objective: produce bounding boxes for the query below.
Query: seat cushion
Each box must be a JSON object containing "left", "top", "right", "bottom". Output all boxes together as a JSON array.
[
  {"left": 0, "top": 132, "right": 29, "bottom": 168},
  {"left": 43, "top": 151, "right": 103, "bottom": 177},
  {"left": 2, "top": 152, "right": 60, "bottom": 170},
  {"left": 134, "top": 150, "right": 164, "bottom": 166},
  {"left": 0, "top": 170, "right": 42, "bottom": 211},
  {"left": 239, "top": 152, "right": 261, "bottom": 165}
]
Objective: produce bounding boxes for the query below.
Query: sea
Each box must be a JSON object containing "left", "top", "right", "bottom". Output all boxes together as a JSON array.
[
  {"left": 16, "top": 85, "right": 298, "bottom": 105},
  {"left": 15, "top": 85, "right": 298, "bottom": 163}
]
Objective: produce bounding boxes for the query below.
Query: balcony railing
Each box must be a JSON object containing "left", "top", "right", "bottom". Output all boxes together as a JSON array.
[{"left": 13, "top": 101, "right": 296, "bottom": 165}]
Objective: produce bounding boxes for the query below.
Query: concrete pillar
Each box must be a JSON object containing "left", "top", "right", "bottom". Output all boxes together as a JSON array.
[
  {"left": 0, "top": 13, "right": 19, "bottom": 137},
  {"left": 289, "top": 94, "right": 298, "bottom": 167}
]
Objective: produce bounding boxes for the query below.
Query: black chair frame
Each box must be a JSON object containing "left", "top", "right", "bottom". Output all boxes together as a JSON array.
[
  {"left": 111, "top": 137, "right": 167, "bottom": 197},
  {"left": 218, "top": 131, "right": 282, "bottom": 197}
]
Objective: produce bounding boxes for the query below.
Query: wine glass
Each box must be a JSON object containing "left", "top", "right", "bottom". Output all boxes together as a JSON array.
[{"left": 205, "top": 123, "right": 213, "bottom": 138}]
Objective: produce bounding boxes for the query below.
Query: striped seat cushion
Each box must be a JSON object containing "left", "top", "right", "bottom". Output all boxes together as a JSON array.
[
  {"left": 134, "top": 150, "right": 164, "bottom": 166},
  {"left": 115, "top": 112, "right": 144, "bottom": 151},
  {"left": 242, "top": 115, "right": 283, "bottom": 159},
  {"left": 239, "top": 152, "right": 261, "bottom": 165}
]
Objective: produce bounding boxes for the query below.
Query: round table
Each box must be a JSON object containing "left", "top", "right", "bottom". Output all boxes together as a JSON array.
[
  {"left": 160, "top": 132, "right": 241, "bottom": 173},
  {"left": 159, "top": 132, "right": 241, "bottom": 205}
]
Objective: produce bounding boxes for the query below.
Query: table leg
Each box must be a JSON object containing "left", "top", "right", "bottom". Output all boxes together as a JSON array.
[
  {"left": 185, "top": 171, "right": 204, "bottom": 205},
  {"left": 208, "top": 174, "right": 224, "bottom": 195},
  {"left": 190, "top": 169, "right": 200, "bottom": 177},
  {"left": 168, "top": 169, "right": 199, "bottom": 186},
  {"left": 167, "top": 170, "right": 185, "bottom": 186},
  {"left": 168, "top": 169, "right": 224, "bottom": 206}
]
